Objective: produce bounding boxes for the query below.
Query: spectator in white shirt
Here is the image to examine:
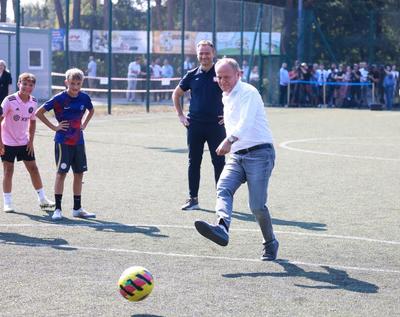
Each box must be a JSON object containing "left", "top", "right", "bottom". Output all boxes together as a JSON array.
[
  {"left": 86, "top": 56, "right": 97, "bottom": 97},
  {"left": 151, "top": 58, "right": 162, "bottom": 102},
  {"left": 359, "top": 61, "right": 370, "bottom": 106},
  {"left": 279, "top": 62, "right": 289, "bottom": 106},
  {"left": 194, "top": 57, "right": 279, "bottom": 261},
  {"left": 127, "top": 57, "right": 141, "bottom": 101}
]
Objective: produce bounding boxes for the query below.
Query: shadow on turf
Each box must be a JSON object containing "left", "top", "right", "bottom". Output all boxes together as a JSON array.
[
  {"left": 131, "top": 315, "right": 165, "bottom": 317},
  {"left": 145, "top": 146, "right": 188, "bottom": 154},
  {"left": 199, "top": 208, "right": 327, "bottom": 231},
  {"left": 222, "top": 260, "right": 378, "bottom": 293},
  {"left": 10, "top": 211, "right": 168, "bottom": 238},
  {"left": 0, "top": 232, "right": 76, "bottom": 251}
]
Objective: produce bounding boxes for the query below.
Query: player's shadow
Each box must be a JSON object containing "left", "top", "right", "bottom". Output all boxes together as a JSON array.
[
  {"left": 131, "top": 315, "right": 165, "bottom": 317},
  {"left": 222, "top": 260, "right": 378, "bottom": 294},
  {"left": 0, "top": 232, "right": 76, "bottom": 251},
  {"left": 10, "top": 211, "right": 168, "bottom": 238},
  {"left": 199, "top": 208, "right": 326, "bottom": 231},
  {"left": 145, "top": 146, "right": 188, "bottom": 154},
  {"left": 89, "top": 219, "right": 169, "bottom": 238}
]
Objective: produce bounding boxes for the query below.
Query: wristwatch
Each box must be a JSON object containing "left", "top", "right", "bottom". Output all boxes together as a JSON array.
[{"left": 227, "top": 136, "right": 236, "bottom": 144}]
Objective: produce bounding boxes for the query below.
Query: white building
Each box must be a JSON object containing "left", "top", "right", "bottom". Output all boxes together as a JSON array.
[{"left": 0, "top": 24, "right": 51, "bottom": 100}]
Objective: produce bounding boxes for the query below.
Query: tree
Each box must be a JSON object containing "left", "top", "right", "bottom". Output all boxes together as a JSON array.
[
  {"left": 54, "top": 0, "right": 65, "bottom": 28},
  {"left": 72, "top": 0, "right": 81, "bottom": 28}
]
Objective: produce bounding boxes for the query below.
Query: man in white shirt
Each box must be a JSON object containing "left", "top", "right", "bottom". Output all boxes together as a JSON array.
[
  {"left": 151, "top": 58, "right": 162, "bottom": 102},
  {"left": 194, "top": 57, "right": 279, "bottom": 261},
  {"left": 359, "top": 62, "right": 370, "bottom": 106},
  {"left": 279, "top": 62, "right": 289, "bottom": 106},
  {"left": 127, "top": 57, "right": 141, "bottom": 101},
  {"left": 87, "top": 56, "right": 97, "bottom": 96}
]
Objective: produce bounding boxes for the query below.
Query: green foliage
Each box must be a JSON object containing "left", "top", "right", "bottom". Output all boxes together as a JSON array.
[{"left": 287, "top": 0, "right": 400, "bottom": 64}]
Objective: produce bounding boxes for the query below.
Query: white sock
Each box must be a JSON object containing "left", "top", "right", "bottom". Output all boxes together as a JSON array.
[
  {"left": 3, "top": 192, "right": 12, "bottom": 205},
  {"left": 36, "top": 188, "right": 46, "bottom": 201}
]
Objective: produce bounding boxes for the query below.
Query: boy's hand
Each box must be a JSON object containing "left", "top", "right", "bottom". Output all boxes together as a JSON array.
[
  {"left": 56, "top": 120, "right": 69, "bottom": 131},
  {"left": 0, "top": 142, "right": 4, "bottom": 156},
  {"left": 26, "top": 140, "right": 34, "bottom": 156}
]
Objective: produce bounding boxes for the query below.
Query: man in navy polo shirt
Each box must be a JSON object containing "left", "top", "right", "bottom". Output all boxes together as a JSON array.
[{"left": 172, "top": 40, "right": 226, "bottom": 210}]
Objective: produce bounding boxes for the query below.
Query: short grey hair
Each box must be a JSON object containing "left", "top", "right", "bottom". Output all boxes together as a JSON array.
[{"left": 215, "top": 58, "right": 241, "bottom": 72}]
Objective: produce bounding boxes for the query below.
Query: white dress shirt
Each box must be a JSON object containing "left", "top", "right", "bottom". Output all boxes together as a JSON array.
[
  {"left": 279, "top": 67, "right": 289, "bottom": 86},
  {"left": 222, "top": 80, "right": 274, "bottom": 153}
]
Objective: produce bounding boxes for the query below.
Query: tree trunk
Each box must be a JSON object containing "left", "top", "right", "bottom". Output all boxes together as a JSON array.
[
  {"left": 167, "top": 0, "right": 174, "bottom": 30},
  {"left": 281, "top": 0, "right": 294, "bottom": 56},
  {"left": 72, "top": 0, "right": 81, "bottom": 28},
  {"left": 103, "top": 0, "right": 109, "bottom": 30},
  {"left": 153, "top": 0, "right": 162, "bottom": 30},
  {"left": 54, "top": 0, "right": 65, "bottom": 28},
  {"left": 0, "top": 0, "right": 7, "bottom": 22}
]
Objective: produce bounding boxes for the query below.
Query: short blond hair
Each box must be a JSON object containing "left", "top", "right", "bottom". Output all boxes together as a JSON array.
[
  {"left": 65, "top": 68, "right": 84, "bottom": 81},
  {"left": 18, "top": 72, "right": 36, "bottom": 84}
]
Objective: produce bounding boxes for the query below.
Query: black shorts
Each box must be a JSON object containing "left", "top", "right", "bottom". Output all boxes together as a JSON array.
[
  {"left": 1, "top": 145, "right": 35, "bottom": 162},
  {"left": 55, "top": 143, "right": 87, "bottom": 173}
]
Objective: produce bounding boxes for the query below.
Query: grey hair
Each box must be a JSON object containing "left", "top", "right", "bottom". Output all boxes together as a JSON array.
[{"left": 215, "top": 58, "right": 241, "bottom": 72}]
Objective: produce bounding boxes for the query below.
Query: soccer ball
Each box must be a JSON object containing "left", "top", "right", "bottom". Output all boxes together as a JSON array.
[{"left": 118, "top": 266, "right": 154, "bottom": 302}]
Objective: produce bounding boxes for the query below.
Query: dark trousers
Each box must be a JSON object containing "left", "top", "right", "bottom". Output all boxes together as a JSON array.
[
  {"left": 279, "top": 85, "right": 288, "bottom": 106},
  {"left": 187, "top": 120, "right": 226, "bottom": 198}
]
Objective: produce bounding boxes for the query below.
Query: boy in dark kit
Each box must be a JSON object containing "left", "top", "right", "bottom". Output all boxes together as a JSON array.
[{"left": 36, "top": 68, "right": 95, "bottom": 221}]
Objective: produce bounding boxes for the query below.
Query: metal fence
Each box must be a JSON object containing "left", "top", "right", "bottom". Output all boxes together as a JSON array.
[{"left": 7, "top": 0, "right": 285, "bottom": 112}]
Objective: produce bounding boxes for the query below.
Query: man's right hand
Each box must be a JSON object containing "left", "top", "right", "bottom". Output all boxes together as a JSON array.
[{"left": 178, "top": 114, "right": 189, "bottom": 127}]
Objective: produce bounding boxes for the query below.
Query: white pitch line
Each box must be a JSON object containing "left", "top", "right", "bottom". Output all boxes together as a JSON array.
[
  {"left": 279, "top": 137, "right": 400, "bottom": 162},
  {"left": 1, "top": 223, "right": 399, "bottom": 246},
  {"left": 1, "top": 241, "right": 399, "bottom": 274}
]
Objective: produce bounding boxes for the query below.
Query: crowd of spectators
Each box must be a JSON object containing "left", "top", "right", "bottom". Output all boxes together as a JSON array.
[{"left": 279, "top": 60, "right": 399, "bottom": 110}]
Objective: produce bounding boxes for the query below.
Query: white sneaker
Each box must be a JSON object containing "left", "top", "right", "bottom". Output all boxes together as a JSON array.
[
  {"left": 3, "top": 203, "right": 15, "bottom": 213},
  {"left": 52, "top": 209, "right": 63, "bottom": 221},
  {"left": 72, "top": 208, "right": 96, "bottom": 219},
  {"left": 39, "top": 197, "right": 56, "bottom": 209}
]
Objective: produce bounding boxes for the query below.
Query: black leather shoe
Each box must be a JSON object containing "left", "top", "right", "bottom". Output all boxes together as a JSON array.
[
  {"left": 194, "top": 220, "right": 229, "bottom": 246},
  {"left": 261, "top": 239, "right": 279, "bottom": 261}
]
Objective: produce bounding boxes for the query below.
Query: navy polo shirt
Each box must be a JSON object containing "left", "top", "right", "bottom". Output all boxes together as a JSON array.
[{"left": 179, "top": 65, "right": 223, "bottom": 123}]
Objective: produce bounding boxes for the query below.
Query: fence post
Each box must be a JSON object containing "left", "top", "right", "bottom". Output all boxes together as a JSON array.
[
  {"left": 323, "top": 83, "right": 326, "bottom": 106},
  {"left": 372, "top": 82, "right": 375, "bottom": 104},
  {"left": 287, "top": 82, "right": 290, "bottom": 106}
]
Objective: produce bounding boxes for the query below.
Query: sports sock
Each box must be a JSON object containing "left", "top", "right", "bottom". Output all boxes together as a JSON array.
[
  {"left": 55, "top": 194, "right": 62, "bottom": 210},
  {"left": 3, "top": 192, "right": 12, "bottom": 205},
  {"left": 73, "top": 195, "right": 81, "bottom": 210},
  {"left": 36, "top": 188, "right": 46, "bottom": 201}
]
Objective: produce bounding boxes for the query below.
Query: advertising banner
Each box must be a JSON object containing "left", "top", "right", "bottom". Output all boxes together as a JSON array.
[
  {"left": 93, "top": 30, "right": 149, "bottom": 54},
  {"left": 51, "top": 29, "right": 65, "bottom": 51},
  {"left": 69, "top": 29, "right": 91, "bottom": 52},
  {"left": 217, "top": 32, "right": 281, "bottom": 55},
  {"left": 153, "top": 31, "right": 212, "bottom": 54}
]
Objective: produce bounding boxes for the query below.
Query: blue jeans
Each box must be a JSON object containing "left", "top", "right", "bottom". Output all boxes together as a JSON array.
[{"left": 215, "top": 146, "right": 275, "bottom": 243}]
